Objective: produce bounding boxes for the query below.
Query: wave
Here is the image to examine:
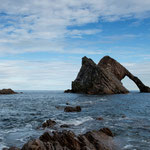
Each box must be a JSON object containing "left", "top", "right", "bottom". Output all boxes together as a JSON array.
[
  {"left": 56, "top": 116, "right": 93, "bottom": 126},
  {"left": 0, "top": 143, "right": 8, "bottom": 150},
  {"left": 123, "top": 144, "right": 133, "bottom": 149}
]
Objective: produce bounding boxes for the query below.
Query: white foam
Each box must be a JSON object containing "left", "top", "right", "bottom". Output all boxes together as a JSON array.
[
  {"left": 25, "top": 123, "right": 32, "bottom": 128},
  {"left": 123, "top": 144, "right": 133, "bottom": 149},
  {"left": 99, "top": 98, "right": 107, "bottom": 101},
  {"left": 57, "top": 116, "right": 93, "bottom": 126},
  {"left": 2, "top": 124, "right": 33, "bottom": 134},
  {"left": 0, "top": 143, "right": 8, "bottom": 149},
  {"left": 79, "top": 101, "right": 93, "bottom": 104}
]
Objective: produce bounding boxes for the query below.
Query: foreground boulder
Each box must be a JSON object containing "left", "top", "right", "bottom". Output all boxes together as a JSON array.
[
  {"left": 64, "top": 106, "right": 81, "bottom": 112},
  {"left": 0, "top": 89, "right": 17, "bottom": 94},
  {"left": 68, "top": 56, "right": 150, "bottom": 94},
  {"left": 21, "top": 128, "right": 118, "bottom": 150}
]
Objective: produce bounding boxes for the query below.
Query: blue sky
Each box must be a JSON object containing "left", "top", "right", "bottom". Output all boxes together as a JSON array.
[{"left": 0, "top": 0, "right": 150, "bottom": 90}]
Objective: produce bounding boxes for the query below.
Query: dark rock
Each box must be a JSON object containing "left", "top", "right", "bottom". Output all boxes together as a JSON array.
[
  {"left": 60, "top": 124, "right": 70, "bottom": 128},
  {"left": 96, "top": 117, "right": 104, "bottom": 120},
  {"left": 64, "top": 89, "right": 73, "bottom": 93},
  {"left": 68, "top": 56, "right": 150, "bottom": 94},
  {"left": 64, "top": 106, "right": 81, "bottom": 112},
  {"left": 66, "top": 102, "right": 69, "bottom": 105},
  {"left": 100, "top": 128, "right": 113, "bottom": 137},
  {"left": 0, "top": 89, "right": 17, "bottom": 95},
  {"left": 21, "top": 128, "right": 118, "bottom": 150},
  {"left": 122, "top": 115, "right": 126, "bottom": 118},
  {"left": 42, "top": 119, "right": 56, "bottom": 128},
  {"left": 22, "top": 139, "right": 46, "bottom": 150}
]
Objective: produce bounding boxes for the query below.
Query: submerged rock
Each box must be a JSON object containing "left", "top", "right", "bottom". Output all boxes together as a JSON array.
[
  {"left": 60, "top": 124, "right": 71, "bottom": 128},
  {"left": 64, "top": 106, "right": 81, "bottom": 112},
  {"left": 96, "top": 117, "right": 104, "bottom": 121},
  {"left": 0, "top": 89, "right": 17, "bottom": 94},
  {"left": 21, "top": 128, "right": 118, "bottom": 150},
  {"left": 68, "top": 56, "right": 150, "bottom": 94}
]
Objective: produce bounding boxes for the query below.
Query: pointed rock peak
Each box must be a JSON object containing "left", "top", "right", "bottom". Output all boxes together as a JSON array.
[{"left": 82, "top": 56, "right": 96, "bottom": 66}]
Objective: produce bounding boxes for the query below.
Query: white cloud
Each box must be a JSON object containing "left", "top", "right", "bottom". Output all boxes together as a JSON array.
[
  {"left": 0, "top": 59, "right": 80, "bottom": 90},
  {"left": 0, "top": 0, "right": 150, "bottom": 54},
  {"left": 68, "top": 29, "right": 102, "bottom": 38},
  {"left": 99, "top": 34, "right": 140, "bottom": 43},
  {"left": 0, "top": 58, "right": 149, "bottom": 90}
]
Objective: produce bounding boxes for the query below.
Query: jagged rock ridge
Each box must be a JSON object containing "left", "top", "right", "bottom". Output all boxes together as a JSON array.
[
  {"left": 69, "top": 56, "right": 150, "bottom": 94},
  {"left": 18, "top": 128, "right": 118, "bottom": 150}
]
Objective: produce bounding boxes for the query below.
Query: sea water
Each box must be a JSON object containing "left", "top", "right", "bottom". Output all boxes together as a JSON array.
[{"left": 0, "top": 91, "right": 150, "bottom": 150}]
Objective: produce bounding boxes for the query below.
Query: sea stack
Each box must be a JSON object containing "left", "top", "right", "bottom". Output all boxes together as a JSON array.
[{"left": 67, "top": 56, "right": 150, "bottom": 94}]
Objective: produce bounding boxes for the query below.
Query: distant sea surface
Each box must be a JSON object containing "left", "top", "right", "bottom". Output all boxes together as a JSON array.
[{"left": 0, "top": 90, "right": 150, "bottom": 150}]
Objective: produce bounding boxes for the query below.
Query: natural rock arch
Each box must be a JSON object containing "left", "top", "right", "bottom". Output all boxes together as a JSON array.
[
  {"left": 68, "top": 56, "right": 150, "bottom": 94},
  {"left": 121, "top": 76, "right": 139, "bottom": 91},
  {"left": 98, "top": 56, "right": 150, "bottom": 93}
]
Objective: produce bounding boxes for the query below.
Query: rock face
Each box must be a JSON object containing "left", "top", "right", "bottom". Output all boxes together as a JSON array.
[
  {"left": 0, "top": 89, "right": 17, "bottom": 94},
  {"left": 70, "top": 56, "right": 150, "bottom": 94},
  {"left": 21, "top": 128, "right": 118, "bottom": 150}
]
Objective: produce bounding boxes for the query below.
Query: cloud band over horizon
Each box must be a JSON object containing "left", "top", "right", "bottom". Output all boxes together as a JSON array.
[{"left": 0, "top": 0, "right": 150, "bottom": 90}]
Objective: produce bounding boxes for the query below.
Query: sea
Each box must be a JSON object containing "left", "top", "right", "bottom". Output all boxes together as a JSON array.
[{"left": 0, "top": 90, "right": 150, "bottom": 150}]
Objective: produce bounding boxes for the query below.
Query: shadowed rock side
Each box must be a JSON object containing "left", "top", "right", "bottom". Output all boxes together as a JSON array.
[
  {"left": 69, "top": 56, "right": 150, "bottom": 94},
  {"left": 20, "top": 128, "right": 118, "bottom": 150},
  {"left": 0, "top": 88, "right": 17, "bottom": 94}
]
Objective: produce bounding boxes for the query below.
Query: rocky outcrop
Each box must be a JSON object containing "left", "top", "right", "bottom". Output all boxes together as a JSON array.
[
  {"left": 42, "top": 119, "right": 56, "bottom": 128},
  {"left": 64, "top": 106, "right": 81, "bottom": 112},
  {"left": 0, "top": 89, "right": 17, "bottom": 94},
  {"left": 69, "top": 56, "right": 150, "bottom": 94},
  {"left": 21, "top": 128, "right": 118, "bottom": 150}
]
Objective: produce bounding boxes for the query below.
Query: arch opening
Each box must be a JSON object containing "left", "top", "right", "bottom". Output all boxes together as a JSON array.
[{"left": 121, "top": 76, "right": 139, "bottom": 92}]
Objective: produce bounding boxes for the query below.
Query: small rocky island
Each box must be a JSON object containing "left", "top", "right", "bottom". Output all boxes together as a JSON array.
[
  {"left": 65, "top": 56, "right": 150, "bottom": 94},
  {"left": 0, "top": 88, "right": 17, "bottom": 94}
]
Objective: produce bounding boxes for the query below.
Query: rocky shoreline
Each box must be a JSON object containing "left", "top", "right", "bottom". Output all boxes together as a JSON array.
[
  {"left": 3, "top": 105, "right": 119, "bottom": 150},
  {"left": 5, "top": 128, "right": 118, "bottom": 150}
]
